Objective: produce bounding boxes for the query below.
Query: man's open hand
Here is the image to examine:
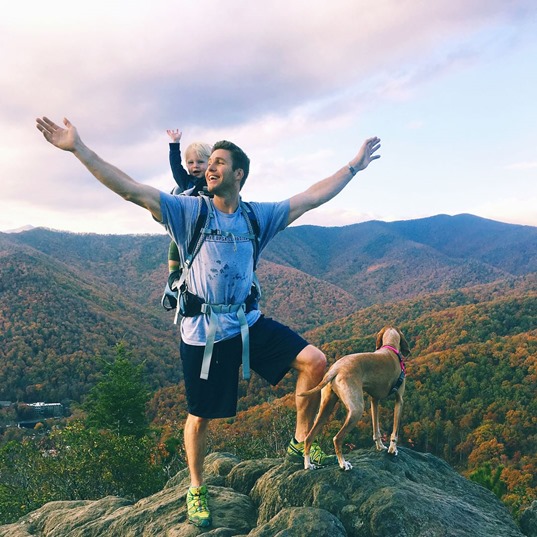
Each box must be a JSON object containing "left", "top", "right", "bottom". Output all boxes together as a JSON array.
[
  {"left": 36, "top": 117, "right": 80, "bottom": 152},
  {"left": 352, "top": 136, "right": 381, "bottom": 172}
]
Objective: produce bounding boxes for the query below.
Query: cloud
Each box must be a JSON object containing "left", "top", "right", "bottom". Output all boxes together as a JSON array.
[
  {"left": 2, "top": 0, "right": 537, "bottom": 233},
  {"left": 473, "top": 195, "right": 537, "bottom": 227},
  {"left": 505, "top": 161, "right": 537, "bottom": 170},
  {"left": 290, "top": 206, "right": 384, "bottom": 228},
  {"left": 6, "top": 0, "right": 531, "bottom": 134}
]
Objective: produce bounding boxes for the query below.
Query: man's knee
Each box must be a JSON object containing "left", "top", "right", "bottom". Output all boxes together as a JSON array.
[
  {"left": 186, "top": 414, "right": 211, "bottom": 432},
  {"left": 293, "top": 345, "right": 327, "bottom": 376}
]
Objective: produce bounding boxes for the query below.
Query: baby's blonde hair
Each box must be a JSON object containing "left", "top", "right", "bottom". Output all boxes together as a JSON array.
[{"left": 185, "top": 142, "right": 212, "bottom": 161}]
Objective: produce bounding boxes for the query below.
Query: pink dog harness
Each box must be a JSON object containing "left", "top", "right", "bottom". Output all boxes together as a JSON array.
[{"left": 381, "top": 345, "right": 406, "bottom": 394}]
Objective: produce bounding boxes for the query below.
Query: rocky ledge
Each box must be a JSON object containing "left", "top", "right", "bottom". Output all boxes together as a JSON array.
[{"left": 1, "top": 448, "right": 533, "bottom": 537}]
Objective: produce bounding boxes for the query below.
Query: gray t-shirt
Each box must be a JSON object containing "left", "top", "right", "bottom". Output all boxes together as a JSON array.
[{"left": 160, "top": 192, "right": 289, "bottom": 345}]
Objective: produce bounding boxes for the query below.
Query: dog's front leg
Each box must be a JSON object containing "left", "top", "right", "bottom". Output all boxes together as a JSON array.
[
  {"left": 370, "top": 399, "right": 387, "bottom": 451},
  {"left": 388, "top": 391, "right": 404, "bottom": 456},
  {"left": 388, "top": 436, "right": 398, "bottom": 456}
]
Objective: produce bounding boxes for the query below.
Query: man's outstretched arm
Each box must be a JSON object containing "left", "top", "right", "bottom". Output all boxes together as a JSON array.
[
  {"left": 287, "top": 136, "right": 381, "bottom": 225},
  {"left": 36, "top": 117, "right": 162, "bottom": 221}
]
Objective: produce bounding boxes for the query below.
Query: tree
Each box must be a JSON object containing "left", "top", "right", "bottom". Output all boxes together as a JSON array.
[
  {"left": 469, "top": 462, "right": 507, "bottom": 499},
  {"left": 0, "top": 421, "right": 166, "bottom": 525},
  {"left": 0, "top": 343, "right": 162, "bottom": 525},
  {"left": 84, "top": 343, "right": 150, "bottom": 438}
]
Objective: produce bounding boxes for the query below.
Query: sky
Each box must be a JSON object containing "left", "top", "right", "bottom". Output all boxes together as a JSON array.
[{"left": 1, "top": 0, "right": 536, "bottom": 235}]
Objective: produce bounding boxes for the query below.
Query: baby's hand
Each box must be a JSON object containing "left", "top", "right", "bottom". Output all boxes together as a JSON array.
[{"left": 167, "top": 129, "right": 182, "bottom": 143}]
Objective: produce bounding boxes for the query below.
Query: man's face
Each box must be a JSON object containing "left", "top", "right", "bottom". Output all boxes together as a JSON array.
[
  {"left": 185, "top": 149, "right": 208, "bottom": 179},
  {"left": 205, "top": 149, "right": 242, "bottom": 194}
]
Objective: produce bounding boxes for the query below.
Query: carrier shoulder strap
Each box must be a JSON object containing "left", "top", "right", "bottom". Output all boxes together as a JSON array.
[
  {"left": 173, "top": 196, "right": 211, "bottom": 296},
  {"left": 186, "top": 195, "right": 210, "bottom": 258},
  {"left": 177, "top": 196, "right": 261, "bottom": 296},
  {"left": 187, "top": 197, "right": 260, "bottom": 269},
  {"left": 239, "top": 201, "right": 260, "bottom": 270}
]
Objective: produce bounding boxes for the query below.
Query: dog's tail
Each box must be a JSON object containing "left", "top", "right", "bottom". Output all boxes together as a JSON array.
[{"left": 297, "top": 369, "right": 338, "bottom": 397}]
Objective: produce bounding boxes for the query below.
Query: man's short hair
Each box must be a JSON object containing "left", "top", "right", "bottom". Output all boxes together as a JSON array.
[{"left": 212, "top": 140, "right": 250, "bottom": 188}]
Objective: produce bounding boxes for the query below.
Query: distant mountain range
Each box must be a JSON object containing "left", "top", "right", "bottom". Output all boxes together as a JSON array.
[
  {"left": 2, "top": 214, "right": 535, "bottom": 516},
  {"left": 262, "top": 213, "right": 536, "bottom": 308},
  {"left": 2, "top": 225, "right": 35, "bottom": 234},
  {"left": 0, "top": 213, "right": 535, "bottom": 403}
]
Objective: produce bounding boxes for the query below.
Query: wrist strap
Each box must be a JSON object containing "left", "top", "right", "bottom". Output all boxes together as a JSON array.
[{"left": 348, "top": 163, "right": 357, "bottom": 176}]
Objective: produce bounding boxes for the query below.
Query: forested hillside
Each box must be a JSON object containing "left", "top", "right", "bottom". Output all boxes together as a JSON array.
[
  {"left": 146, "top": 270, "right": 536, "bottom": 520},
  {"left": 205, "top": 274, "right": 537, "bottom": 516},
  {"left": 0, "top": 236, "right": 179, "bottom": 402},
  {"left": 1, "top": 215, "right": 535, "bottom": 402},
  {"left": 262, "top": 214, "right": 536, "bottom": 306},
  {"left": 1, "top": 217, "right": 536, "bottom": 517}
]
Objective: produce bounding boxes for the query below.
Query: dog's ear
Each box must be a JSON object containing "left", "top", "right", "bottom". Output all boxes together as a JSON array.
[
  {"left": 376, "top": 327, "right": 387, "bottom": 350},
  {"left": 399, "top": 330, "right": 411, "bottom": 356}
]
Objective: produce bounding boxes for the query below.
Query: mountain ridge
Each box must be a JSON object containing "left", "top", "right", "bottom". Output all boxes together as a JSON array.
[
  {"left": 1, "top": 213, "right": 535, "bottom": 402},
  {"left": 1, "top": 214, "right": 536, "bottom": 521}
]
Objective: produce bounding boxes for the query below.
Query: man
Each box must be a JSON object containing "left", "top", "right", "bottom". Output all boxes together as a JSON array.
[{"left": 36, "top": 116, "right": 381, "bottom": 528}]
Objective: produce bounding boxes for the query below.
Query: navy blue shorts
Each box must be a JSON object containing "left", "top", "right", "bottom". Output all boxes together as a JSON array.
[{"left": 180, "top": 315, "right": 309, "bottom": 418}]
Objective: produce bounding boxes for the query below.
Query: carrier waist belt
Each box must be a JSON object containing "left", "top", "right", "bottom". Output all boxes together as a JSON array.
[{"left": 199, "top": 302, "right": 251, "bottom": 381}]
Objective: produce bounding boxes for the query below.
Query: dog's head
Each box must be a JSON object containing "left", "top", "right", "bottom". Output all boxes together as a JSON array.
[{"left": 375, "top": 326, "right": 410, "bottom": 356}]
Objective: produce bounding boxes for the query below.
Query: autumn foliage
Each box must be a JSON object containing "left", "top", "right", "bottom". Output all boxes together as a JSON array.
[{"left": 1, "top": 222, "right": 536, "bottom": 522}]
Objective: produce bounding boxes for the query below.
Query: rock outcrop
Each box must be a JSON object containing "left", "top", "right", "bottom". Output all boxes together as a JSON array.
[
  {"left": 520, "top": 501, "right": 537, "bottom": 537},
  {"left": 0, "top": 448, "right": 527, "bottom": 536}
]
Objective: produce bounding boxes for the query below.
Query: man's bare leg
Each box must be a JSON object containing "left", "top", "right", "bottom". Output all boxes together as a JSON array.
[
  {"left": 287, "top": 345, "right": 338, "bottom": 467},
  {"left": 184, "top": 413, "right": 210, "bottom": 486},
  {"left": 291, "top": 345, "right": 326, "bottom": 441},
  {"left": 184, "top": 414, "right": 212, "bottom": 527}
]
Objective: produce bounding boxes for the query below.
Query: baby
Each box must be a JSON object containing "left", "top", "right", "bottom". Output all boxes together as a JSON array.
[{"left": 162, "top": 130, "right": 212, "bottom": 310}]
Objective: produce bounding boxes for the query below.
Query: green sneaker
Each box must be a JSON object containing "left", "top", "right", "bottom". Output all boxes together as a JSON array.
[
  {"left": 286, "top": 438, "right": 338, "bottom": 467},
  {"left": 187, "top": 485, "right": 212, "bottom": 528}
]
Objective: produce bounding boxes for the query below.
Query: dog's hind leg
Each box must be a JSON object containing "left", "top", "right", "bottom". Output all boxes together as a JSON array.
[
  {"left": 388, "top": 390, "right": 404, "bottom": 456},
  {"left": 303, "top": 385, "right": 338, "bottom": 470},
  {"left": 371, "top": 398, "right": 387, "bottom": 451},
  {"left": 333, "top": 394, "right": 364, "bottom": 471}
]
